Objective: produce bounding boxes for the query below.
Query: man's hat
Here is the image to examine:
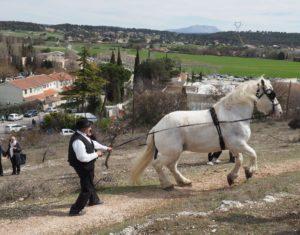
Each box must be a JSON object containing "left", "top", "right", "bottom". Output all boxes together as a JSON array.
[{"left": 76, "top": 118, "right": 92, "bottom": 130}]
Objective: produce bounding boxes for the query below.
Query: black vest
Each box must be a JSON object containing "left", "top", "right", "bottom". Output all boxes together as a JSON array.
[{"left": 68, "top": 132, "right": 95, "bottom": 169}]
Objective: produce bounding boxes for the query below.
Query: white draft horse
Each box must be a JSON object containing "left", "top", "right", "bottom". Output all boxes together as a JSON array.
[{"left": 131, "top": 79, "right": 283, "bottom": 189}]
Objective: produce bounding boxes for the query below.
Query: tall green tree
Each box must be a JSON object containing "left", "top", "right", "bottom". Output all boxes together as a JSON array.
[
  {"left": 61, "top": 47, "right": 106, "bottom": 112},
  {"left": 133, "top": 49, "right": 140, "bottom": 84},
  {"left": 100, "top": 63, "right": 131, "bottom": 103},
  {"left": 117, "top": 47, "right": 122, "bottom": 66},
  {"left": 110, "top": 50, "right": 116, "bottom": 64}
]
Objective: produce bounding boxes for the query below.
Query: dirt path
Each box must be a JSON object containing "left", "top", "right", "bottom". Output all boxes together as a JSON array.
[{"left": 1, "top": 157, "right": 300, "bottom": 235}]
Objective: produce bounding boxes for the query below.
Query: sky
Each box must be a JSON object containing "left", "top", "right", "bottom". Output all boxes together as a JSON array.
[{"left": 1, "top": 0, "right": 300, "bottom": 33}]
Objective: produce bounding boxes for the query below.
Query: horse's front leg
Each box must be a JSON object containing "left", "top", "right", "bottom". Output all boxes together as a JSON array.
[
  {"left": 241, "top": 144, "right": 258, "bottom": 179},
  {"left": 227, "top": 153, "right": 243, "bottom": 186}
]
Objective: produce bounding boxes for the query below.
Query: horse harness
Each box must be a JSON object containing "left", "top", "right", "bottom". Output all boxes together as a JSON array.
[
  {"left": 210, "top": 84, "right": 278, "bottom": 151},
  {"left": 255, "top": 84, "right": 278, "bottom": 113},
  {"left": 210, "top": 107, "right": 226, "bottom": 150}
]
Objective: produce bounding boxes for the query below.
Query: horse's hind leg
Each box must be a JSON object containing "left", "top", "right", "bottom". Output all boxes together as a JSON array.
[
  {"left": 242, "top": 144, "right": 258, "bottom": 179},
  {"left": 227, "top": 153, "right": 243, "bottom": 186},
  {"left": 152, "top": 156, "right": 174, "bottom": 190},
  {"left": 167, "top": 161, "right": 192, "bottom": 187}
]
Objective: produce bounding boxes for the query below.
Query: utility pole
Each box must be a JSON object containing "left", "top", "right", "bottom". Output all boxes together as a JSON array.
[
  {"left": 285, "top": 81, "right": 292, "bottom": 121},
  {"left": 234, "top": 21, "right": 244, "bottom": 46}
]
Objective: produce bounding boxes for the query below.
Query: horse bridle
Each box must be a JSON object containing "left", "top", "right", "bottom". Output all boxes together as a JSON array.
[{"left": 255, "top": 85, "right": 279, "bottom": 113}]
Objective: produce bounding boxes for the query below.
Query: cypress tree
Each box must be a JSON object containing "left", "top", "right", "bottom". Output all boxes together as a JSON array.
[
  {"left": 110, "top": 50, "right": 116, "bottom": 64},
  {"left": 117, "top": 47, "right": 122, "bottom": 66},
  {"left": 134, "top": 49, "right": 140, "bottom": 75}
]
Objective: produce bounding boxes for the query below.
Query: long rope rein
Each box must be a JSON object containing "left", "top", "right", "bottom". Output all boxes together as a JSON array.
[{"left": 108, "top": 113, "right": 271, "bottom": 150}]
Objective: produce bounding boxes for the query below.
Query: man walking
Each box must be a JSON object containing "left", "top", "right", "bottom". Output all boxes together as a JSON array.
[{"left": 68, "top": 118, "right": 112, "bottom": 216}]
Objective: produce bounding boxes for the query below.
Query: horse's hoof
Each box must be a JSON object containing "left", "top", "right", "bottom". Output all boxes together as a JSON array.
[
  {"left": 227, "top": 175, "right": 234, "bottom": 186},
  {"left": 177, "top": 182, "right": 192, "bottom": 187},
  {"left": 163, "top": 185, "right": 175, "bottom": 191},
  {"left": 244, "top": 167, "right": 253, "bottom": 179}
]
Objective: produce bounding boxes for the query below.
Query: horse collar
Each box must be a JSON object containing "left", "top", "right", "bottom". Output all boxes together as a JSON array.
[{"left": 210, "top": 107, "right": 226, "bottom": 150}]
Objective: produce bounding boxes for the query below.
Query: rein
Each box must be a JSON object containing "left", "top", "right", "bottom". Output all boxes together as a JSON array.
[{"left": 108, "top": 113, "right": 271, "bottom": 151}]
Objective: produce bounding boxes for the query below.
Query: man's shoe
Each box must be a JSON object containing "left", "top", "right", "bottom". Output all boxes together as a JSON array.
[
  {"left": 69, "top": 210, "right": 86, "bottom": 216},
  {"left": 88, "top": 201, "right": 104, "bottom": 206},
  {"left": 207, "top": 161, "right": 214, "bottom": 166}
]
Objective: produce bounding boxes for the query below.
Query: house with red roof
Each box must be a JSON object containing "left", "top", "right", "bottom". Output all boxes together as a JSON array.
[{"left": 0, "top": 72, "right": 75, "bottom": 106}]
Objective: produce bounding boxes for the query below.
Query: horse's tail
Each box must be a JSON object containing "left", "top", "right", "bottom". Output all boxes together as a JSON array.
[{"left": 131, "top": 132, "right": 156, "bottom": 184}]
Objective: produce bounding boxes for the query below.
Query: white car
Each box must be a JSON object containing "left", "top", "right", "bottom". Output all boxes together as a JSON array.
[
  {"left": 60, "top": 128, "right": 75, "bottom": 136},
  {"left": 74, "top": 113, "right": 97, "bottom": 123},
  {"left": 7, "top": 113, "right": 23, "bottom": 121},
  {"left": 5, "top": 123, "right": 27, "bottom": 133},
  {"left": 46, "top": 107, "right": 58, "bottom": 113}
]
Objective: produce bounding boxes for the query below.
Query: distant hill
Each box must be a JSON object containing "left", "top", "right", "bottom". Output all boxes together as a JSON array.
[
  {"left": 167, "top": 25, "right": 220, "bottom": 34},
  {"left": 1, "top": 21, "right": 300, "bottom": 47}
]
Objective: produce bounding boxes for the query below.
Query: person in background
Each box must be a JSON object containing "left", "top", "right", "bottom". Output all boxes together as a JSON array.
[
  {"left": 6, "top": 136, "right": 22, "bottom": 175},
  {"left": 207, "top": 151, "right": 235, "bottom": 165},
  {"left": 68, "top": 118, "right": 112, "bottom": 216},
  {"left": 0, "top": 141, "right": 3, "bottom": 176}
]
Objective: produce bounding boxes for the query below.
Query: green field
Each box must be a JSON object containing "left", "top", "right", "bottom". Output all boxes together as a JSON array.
[
  {"left": 1, "top": 31, "right": 299, "bottom": 78},
  {"left": 138, "top": 50, "right": 300, "bottom": 78},
  {"left": 74, "top": 44, "right": 300, "bottom": 78},
  {"left": 0, "top": 30, "right": 64, "bottom": 40}
]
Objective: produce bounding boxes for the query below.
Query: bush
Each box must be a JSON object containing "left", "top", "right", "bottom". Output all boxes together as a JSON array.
[
  {"left": 42, "top": 112, "right": 77, "bottom": 131},
  {"left": 127, "top": 91, "right": 187, "bottom": 127},
  {"left": 288, "top": 118, "right": 300, "bottom": 129}
]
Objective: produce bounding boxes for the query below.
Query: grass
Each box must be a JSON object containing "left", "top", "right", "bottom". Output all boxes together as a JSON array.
[
  {"left": 0, "top": 30, "right": 64, "bottom": 40},
  {"left": 0, "top": 121, "right": 299, "bottom": 234},
  {"left": 105, "top": 171, "right": 300, "bottom": 235},
  {"left": 67, "top": 42, "right": 300, "bottom": 78}
]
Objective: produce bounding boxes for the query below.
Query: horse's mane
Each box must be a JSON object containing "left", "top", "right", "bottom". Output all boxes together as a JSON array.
[{"left": 216, "top": 79, "right": 262, "bottom": 108}]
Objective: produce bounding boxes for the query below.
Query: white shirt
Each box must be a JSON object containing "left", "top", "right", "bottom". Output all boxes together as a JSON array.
[{"left": 72, "top": 131, "right": 109, "bottom": 163}]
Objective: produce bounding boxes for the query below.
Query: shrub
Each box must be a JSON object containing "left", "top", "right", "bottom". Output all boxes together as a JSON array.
[
  {"left": 288, "top": 118, "right": 300, "bottom": 129},
  {"left": 127, "top": 91, "right": 187, "bottom": 127},
  {"left": 42, "top": 112, "right": 77, "bottom": 131}
]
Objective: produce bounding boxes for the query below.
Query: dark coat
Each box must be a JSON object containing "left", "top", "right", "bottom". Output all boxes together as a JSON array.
[{"left": 6, "top": 142, "right": 22, "bottom": 158}]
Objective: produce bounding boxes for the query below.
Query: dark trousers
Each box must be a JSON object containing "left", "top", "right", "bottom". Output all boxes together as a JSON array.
[
  {"left": 10, "top": 155, "right": 20, "bottom": 174},
  {"left": 0, "top": 156, "right": 3, "bottom": 175},
  {"left": 70, "top": 165, "right": 100, "bottom": 213},
  {"left": 208, "top": 151, "right": 222, "bottom": 161}
]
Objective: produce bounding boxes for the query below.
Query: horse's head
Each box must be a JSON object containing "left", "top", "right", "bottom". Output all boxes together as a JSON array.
[{"left": 255, "top": 79, "right": 282, "bottom": 117}]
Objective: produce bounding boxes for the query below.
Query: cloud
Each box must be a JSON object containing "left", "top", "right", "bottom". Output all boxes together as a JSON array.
[{"left": 0, "top": 0, "right": 300, "bottom": 32}]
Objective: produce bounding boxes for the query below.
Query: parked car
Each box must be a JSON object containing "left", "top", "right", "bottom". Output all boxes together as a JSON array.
[
  {"left": 45, "top": 107, "right": 58, "bottom": 113},
  {"left": 7, "top": 113, "right": 23, "bottom": 121},
  {"left": 74, "top": 113, "right": 97, "bottom": 123},
  {"left": 4, "top": 123, "right": 27, "bottom": 133},
  {"left": 24, "top": 109, "right": 39, "bottom": 117},
  {"left": 60, "top": 128, "right": 75, "bottom": 136}
]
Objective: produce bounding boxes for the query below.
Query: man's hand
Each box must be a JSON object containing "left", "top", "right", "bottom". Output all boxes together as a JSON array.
[
  {"left": 96, "top": 150, "right": 103, "bottom": 157},
  {"left": 107, "top": 147, "right": 113, "bottom": 152}
]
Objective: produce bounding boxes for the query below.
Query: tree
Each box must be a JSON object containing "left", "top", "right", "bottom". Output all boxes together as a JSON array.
[
  {"left": 117, "top": 47, "right": 122, "bottom": 66},
  {"left": 110, "top": 50, "right": 116, "bottom": 64},
  {"left": 100, "top": 63, "right": 131, "bottom": 103},
  {"left": 133, "top": 48, "right": 140, "bottom": 84},
  {"left": 134, "top": 57, "right": 180, "bottom": 90},
  {"left": 277, "top": 51, "right": 285, "bottom": 60},
  {"left": 61, "top": 47, "right": 107, "bottom": 112}
]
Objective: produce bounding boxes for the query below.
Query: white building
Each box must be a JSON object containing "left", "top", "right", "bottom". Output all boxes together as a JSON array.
[{"left": 0, "top": 72, "right": 74, "bottom": 106}]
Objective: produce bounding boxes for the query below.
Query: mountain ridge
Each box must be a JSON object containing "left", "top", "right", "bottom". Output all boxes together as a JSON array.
[{"left": 167, "top": 24, "right": 220, "bottom": 34}]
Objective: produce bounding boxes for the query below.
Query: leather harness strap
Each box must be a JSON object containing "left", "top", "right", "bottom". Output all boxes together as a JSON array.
[{"left": 210, "top": 107, "right": 226, "bottom": 150}]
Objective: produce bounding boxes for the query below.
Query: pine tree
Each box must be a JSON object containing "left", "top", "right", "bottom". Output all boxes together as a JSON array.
[
  {"left": 61, "top": 47, "right": 106, "bottom": 112},
  {"left": 110, "top": 50, "right": 116, "bottom": 64},
  {"left": 117, "top": 47, "right": 122, "bottom": 66},
  {"left": 133, "top": 49, "right": 140, "bottom": 84}
]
